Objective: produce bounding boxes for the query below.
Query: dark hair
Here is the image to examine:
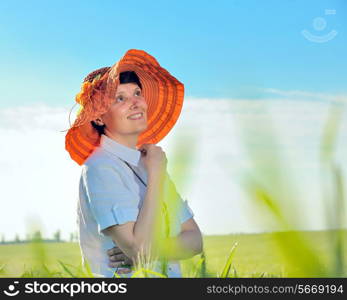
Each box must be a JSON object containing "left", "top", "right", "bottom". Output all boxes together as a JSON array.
[
  {"left": 89, "top": 70, "right": 142, "bottom": 135},
  {"left": 119, "top": 71, "right": 142, "bottom": 90}
]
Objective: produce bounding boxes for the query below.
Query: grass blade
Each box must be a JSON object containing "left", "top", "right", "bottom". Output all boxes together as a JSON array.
[{"left": 220, "top": 242, "right": 238, "bottom": 278}]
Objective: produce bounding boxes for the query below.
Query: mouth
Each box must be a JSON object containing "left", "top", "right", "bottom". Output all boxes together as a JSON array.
[{"left": 127, "top": 112, "right": 144, "bottom": 120}]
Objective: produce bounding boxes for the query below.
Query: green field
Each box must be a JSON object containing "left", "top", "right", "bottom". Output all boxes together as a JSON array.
[{"left": 1, "top": 230, "right": 346, "bottom": 278}]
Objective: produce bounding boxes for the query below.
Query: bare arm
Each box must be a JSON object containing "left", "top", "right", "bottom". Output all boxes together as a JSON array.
[
  {"left": 103, "top": 144, "right": 202, "bottom": 263},
  {"left": 157, "top": 217, "right": 203, "bottom": 260},
  {"left": 104, "top": 171, "right": 203, "bottom": 262},
  {"left": 102, "top": 170, "right": 165, "bottom": 262}
]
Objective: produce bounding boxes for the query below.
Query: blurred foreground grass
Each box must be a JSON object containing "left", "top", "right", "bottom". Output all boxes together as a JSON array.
[{"left": 1, "top": 230, "right": 346, "bottom": 278}]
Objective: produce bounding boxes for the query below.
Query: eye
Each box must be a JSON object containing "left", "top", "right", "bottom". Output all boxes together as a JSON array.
[
  {"left": 116, "top": 96, "right": 124, "bottom": 103},
  {"left": 135, "top": 90, "right": 141, "bottom": 96}
]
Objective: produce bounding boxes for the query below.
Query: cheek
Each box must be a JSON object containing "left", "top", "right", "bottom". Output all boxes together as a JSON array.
[
  {"left": 113, "top": 109, "right": 126, "bottom": 125},
  {"left": 141, "top": 98, "right": 148, "bottom": 111},
  {"left": 104, "top": 107, "right": 124, "bottom": 126}
]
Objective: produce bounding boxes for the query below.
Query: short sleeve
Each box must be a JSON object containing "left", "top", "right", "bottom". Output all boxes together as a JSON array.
[
  {"left": 82, "top": 163, "right": 139, "bottom": 236},
  {"left": 164, "top": 172, "right": 194, "bottom": 224},
  {"left": 179, "top": 198, "right": 194, "bottom": 224}
]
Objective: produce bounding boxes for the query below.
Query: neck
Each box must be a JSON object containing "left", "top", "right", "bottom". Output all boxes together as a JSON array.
[{"left": 104, "top": 130, "right": 139, "bottom": 150}]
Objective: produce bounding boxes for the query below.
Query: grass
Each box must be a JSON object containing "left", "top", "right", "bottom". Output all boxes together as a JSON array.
[
  {"left": 1, "top": 92, "right": 345, "bottom": 278},
  {"left": 1, "top": 230, "right": 346, "bottom": 278}
]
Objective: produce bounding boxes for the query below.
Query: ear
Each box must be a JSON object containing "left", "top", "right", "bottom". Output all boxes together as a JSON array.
[{"left": 93, "top": 117, "right": 105, "bottom": 126}]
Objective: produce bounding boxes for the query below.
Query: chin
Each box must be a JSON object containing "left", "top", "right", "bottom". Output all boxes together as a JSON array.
[
  {"left": 132, "top": 124, "right": 147, "bottom": 135},
  {"left": 138, "top": 121, "right": 148, "bottom": 131},
  {"left": 126, "top": 118, "right": 147, "bottom": 133}
]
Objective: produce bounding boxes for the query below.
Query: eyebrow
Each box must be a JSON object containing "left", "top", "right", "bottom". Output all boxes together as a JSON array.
[{"left": 116, "top": 87, "right": 141, "bottom": 96}]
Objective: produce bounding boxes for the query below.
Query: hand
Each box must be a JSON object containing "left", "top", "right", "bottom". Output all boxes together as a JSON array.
[
  {"left": 107, "top": 246, "right": 133, "bottom": 274},
  {"left": 139, "top": 144, "right": 167, "bottom": 177}
]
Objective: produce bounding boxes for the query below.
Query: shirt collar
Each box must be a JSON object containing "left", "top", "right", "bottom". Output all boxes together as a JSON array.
[{"left": 100, "top": 134, "right": 141, "bottom": 167}]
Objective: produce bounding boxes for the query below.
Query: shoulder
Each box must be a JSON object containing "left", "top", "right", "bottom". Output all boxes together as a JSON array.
[
  {"left": 80, "top": 149, "right": 132, "bottom": 192},
  {"left": 82, "top": 148, "right": 122, "bottom": 175}
]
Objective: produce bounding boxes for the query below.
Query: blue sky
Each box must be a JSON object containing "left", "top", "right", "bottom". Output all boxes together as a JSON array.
[
  {"left": 0, "top": 0, "right": 346, "bottom": 108},
  {"left": 0, "top": 0, "right": 346, "bottom": 238}
]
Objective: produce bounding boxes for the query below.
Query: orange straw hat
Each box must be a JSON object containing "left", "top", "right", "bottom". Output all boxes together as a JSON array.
[{"left": 65, "top": 49, "right": 184, "bottom": 165}]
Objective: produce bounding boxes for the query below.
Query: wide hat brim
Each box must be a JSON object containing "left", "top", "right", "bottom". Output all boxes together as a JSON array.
[{"left": 65, "top": 49, "right": 184, "bottom": 165}]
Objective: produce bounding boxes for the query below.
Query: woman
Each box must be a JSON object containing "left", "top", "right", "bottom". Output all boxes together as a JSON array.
[{"left": 65, "top": 49, "right": 202, "bottom": 277}]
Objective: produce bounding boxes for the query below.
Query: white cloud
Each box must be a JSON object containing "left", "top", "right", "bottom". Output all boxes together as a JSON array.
[
  {"left": 0, "top": 94, "right": 346, "bottom": 240},
  {"left": 263, "top": 88, "right": 347, "bottom": 103}
]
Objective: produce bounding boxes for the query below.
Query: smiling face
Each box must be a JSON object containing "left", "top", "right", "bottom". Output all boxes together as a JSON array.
[{"left": 94, "top": 83, "right": 148, "bottom": 143}]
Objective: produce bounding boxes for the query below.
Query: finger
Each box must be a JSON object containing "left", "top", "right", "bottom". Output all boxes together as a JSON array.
[
  {"left": 139, "top": 143, "right": 150, "bottom": 150},
  {"left": 108, "top": 261, "right": 127, "bottom": 268},
  {"left": 107, "top": 247, "right": 116, "bottom": 256},
  {"left": 124, "top": 257, "right": 133, "bottom": 266},
  {"left": 109, "top": 254, "right": 127, "bottom": 262},
  {"left": 117, "top": 268, "right": 132, "bottom": 274},
  {"left": 107, "top": 246, "right": 123, "bottom": 256},
  {"left": 140, "top": 143, "right": 155, "bottom": 151}
]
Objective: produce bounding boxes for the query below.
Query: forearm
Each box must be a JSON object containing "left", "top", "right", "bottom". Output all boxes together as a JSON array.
[
  {"left": 155, "top": 229, "right": 203, "bottom": 261},
  {"left": 131, "top": 171, "right": 166, "bottom": 258},
  {"left": 110, "top": 170, "right": 201, "bottom": 263}
]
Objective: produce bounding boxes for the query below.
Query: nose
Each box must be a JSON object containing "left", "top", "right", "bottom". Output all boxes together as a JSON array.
[{"left": 129, "top": 95, "right": 140, "bottom": 108}]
